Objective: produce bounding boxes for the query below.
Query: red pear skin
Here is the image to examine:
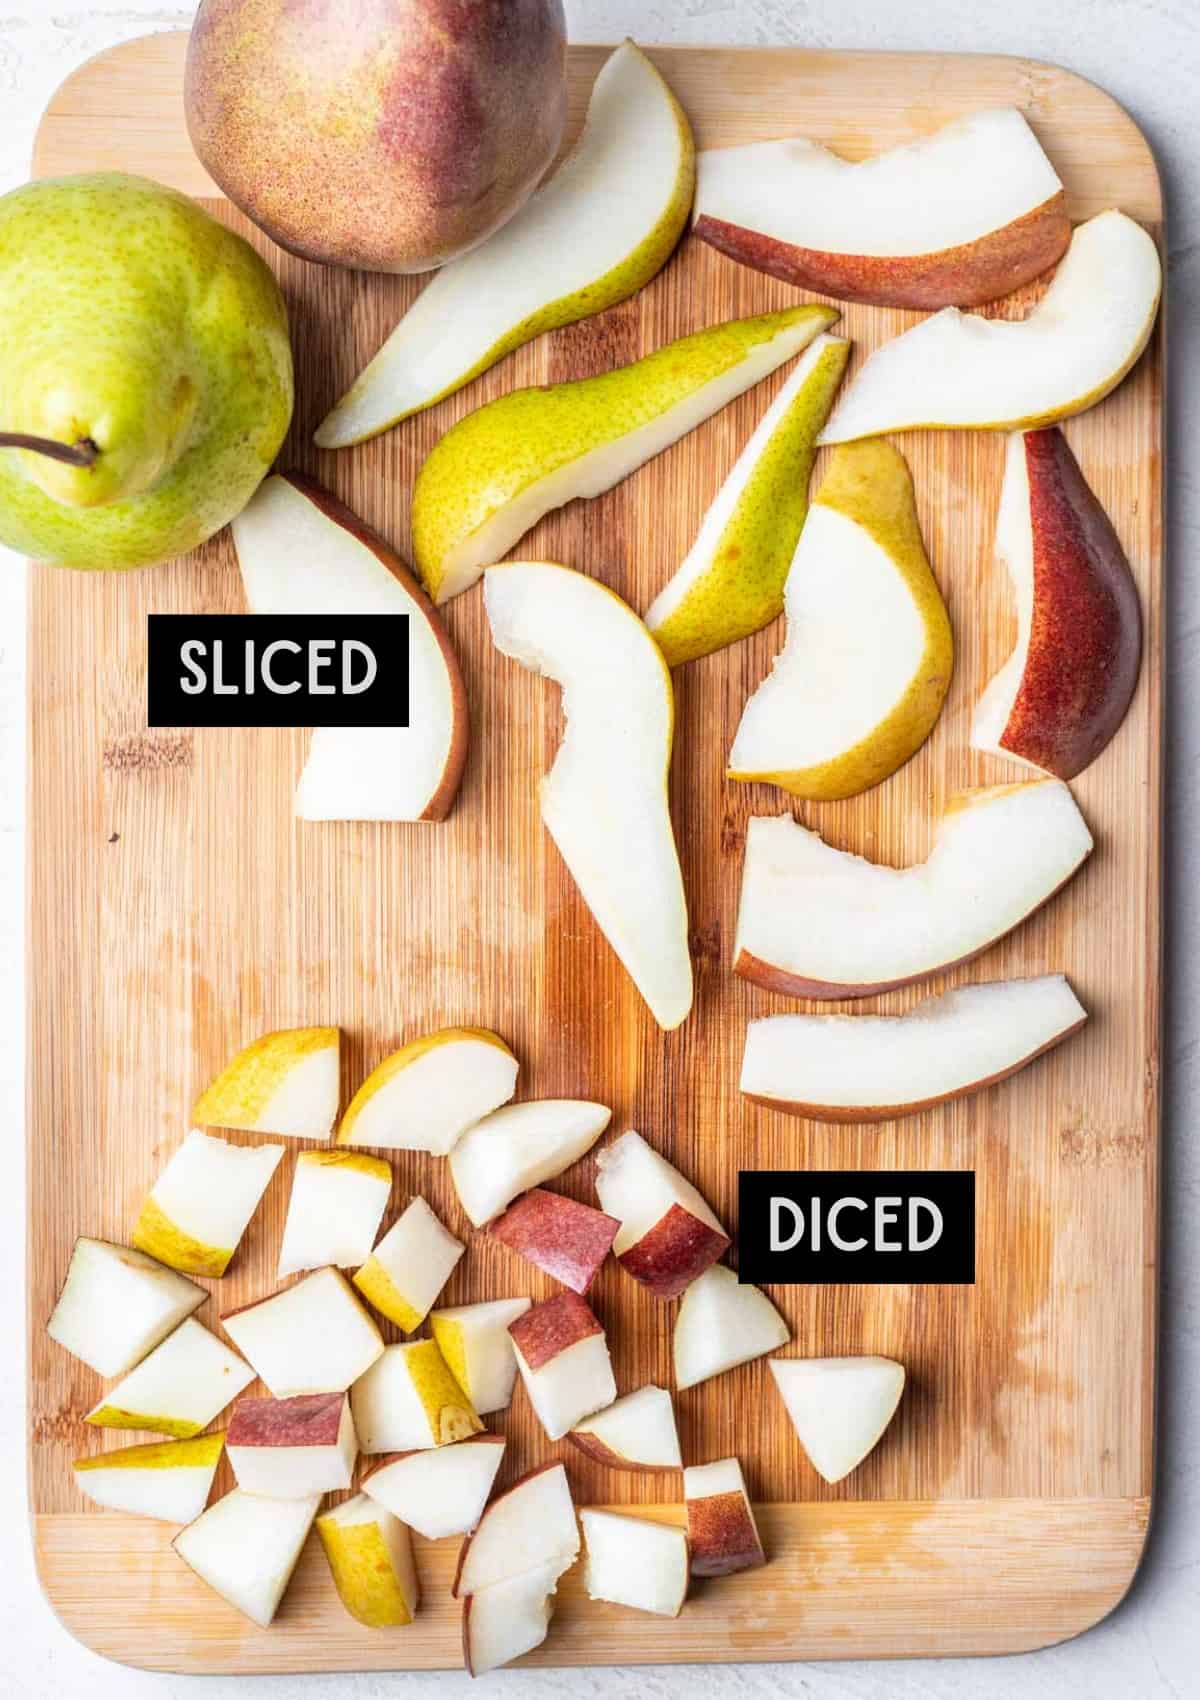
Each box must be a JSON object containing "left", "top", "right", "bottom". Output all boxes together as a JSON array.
[
  {"left": 990, "top": 428, "right": 1142, "bottom": 779},
  {"left": 618, "top": 1203, "right": 731, "bottom": 1300},
  {"left": 509, "top": 1291, "right": 602, "bottom": 1371},
  {"left": 226, "top": 1391, "right": 345, "bottom": 1447},
  {"left": 694, "top": 193, "right": 1069, "bottom": 310},
  {"left": 686, "top": 1490, "right": 766, "bottom": 1578},
  {"left": 490, "top": 1189, "right": 619, "bottom": 1294}
]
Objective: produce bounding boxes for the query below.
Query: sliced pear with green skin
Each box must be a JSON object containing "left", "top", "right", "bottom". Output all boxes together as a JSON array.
[
  {"left": 353, "top": 1197, "right": 465, "bottom": 1333},
  {"left": 86, "top": 1317, "right": 254, "bottom": 1438},
  {"left": 645, "top": 333, "right": 850, "bottom": 666},
  {"left": 350, "top": 1339, "right": 483, "bottom": 1454},
  {"left": 336, "top": 1027, "right": 518, "bottom": 1155},
  {"left": 193, "top": 1025, "right": 340, "bottom": 1138},
  {"left": 132, "top": 1130, "right": 284, "bottom": 1278},
  {"left": 277, "top": 1151, "right": 392, "bottom": 1279},
  {"left": 316, "top": 40, "right": 695, "bottom": 448},
  {"left": 728, "top": 439, "right": 953, "bottom": 799},
  {"left": 317, "top": 1494, "right": 420, "bottom": 1629},
  {"left": 73, "top": 1432, "right": 226, "bottom": 1524},
  {"left": 485, "top": 563, "right": 691, "bottom": 1029},
  {"left": 819, "top": 210, "right": 1161, "bottom": 444},
  {"left": 414, "top": 304, "right": 839, "bottom": 604}
]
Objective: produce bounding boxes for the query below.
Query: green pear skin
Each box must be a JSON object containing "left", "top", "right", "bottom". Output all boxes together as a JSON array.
[{"left": 0, "top": 173, "right": 293, "bottom": 570}]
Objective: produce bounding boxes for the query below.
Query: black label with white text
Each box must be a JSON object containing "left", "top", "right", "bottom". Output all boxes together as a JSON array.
[
  {"left": 146, "top": 615, "right": 409, "bottom": 728},
  {"left": 737, "top": 1171, "right": 975, "bottom": 1284}
]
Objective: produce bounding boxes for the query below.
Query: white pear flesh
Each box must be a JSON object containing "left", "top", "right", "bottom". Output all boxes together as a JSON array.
[
  {"left": 454, "top": 1461, "right": 579, "bottom": 1596},
  {"left": 819, "top": 211, "right": 1161, "bottom": 442},
  {"left": 735, "top": 781, "right": 1093, "bottom": 998},
  {"left": 72, "top": 1432, "right": 225, "bottom": 1524},
  {"left": 570, "top": 1384, "right": 682, "bottom": 1471},
  {"left": 133, "top": 1129, "right": 284, "bottom": 1277},
  {"left": 694, "top": 109, "right": 1067, "bottom": 308},
  {"left": 769, "top": 1356, "right": 906, "bottom": 1483},
  {"left": 462, "top": 1558, "right": 563, "bottom": 1676},
  {"left": 226, "top": 1391, "right": 358, "bottom": 1499},
  {"left": 448, "top": 1098, "right": 611, "bottom": 1227},
  {"left": 363, "top": 1435, "right": 506, "bottom": 1539},
  {"left": 429, "top": 1297, "right": 533, "bottom": 1414},
  {"left": 336, "top": 1029, "right": 518, "bottom": 1155},
  {"left": 316, "top": 1493, "right": 420, "bottom": 1628},
  {"left": 594, "top": 1129, "right": 728, "bottom": 1299},
  {"left": 580, "top": 1509, "right": 689, "bottom": 1617},
  {"left": 221, "top": 1267, "right": 384, "bottom": 1397},
  {"left": 173, "top": 1487, "right": 320, "bottom": 1628},
  {"left": 276, "top": 1152, "right": 392, "bottom": 1278},
  {"left": 85, "top": 1317, "right": 254, "bottom": 1437},
  {"left": 47, "top": 1238, "right": 206, "bottom": 1379},
  {"left": 742, "top": 975, "right": 1087, "bottom": 1122},
  {"left": 353, "top": 1196, "right": 465, "bottom": 1333},
  {"left": 485, "top": 563, "right": 692, "bottom": 1029},
  {"left": 515, "top": 1332, "right": 617, "bottom": 1442},
  {"left": 673, "top": 1265, "right": 790, "bottom": 1391},
  {"left": 316, "top": 41, "right": 694, "bottom": 446},
  {"left": 350, "top": 1339, "right": 482, "bottom": 1454},
  {"left": 233, "top": 474, "right": 467, "bottom": 821}
]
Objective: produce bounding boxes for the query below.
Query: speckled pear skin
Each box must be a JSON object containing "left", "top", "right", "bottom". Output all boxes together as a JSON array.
[
  {"left": 185, "top": 0, "right": 567, "bottom": 274},
  {"left": 0, "top": 172, "right": 293, "bottom": 570}
]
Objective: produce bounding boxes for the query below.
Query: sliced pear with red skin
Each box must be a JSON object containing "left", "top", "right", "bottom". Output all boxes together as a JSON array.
[
  {"left": 741, "top": 976, "right": 1087, "bottom": 1124},
  {"left": 462, "top": 1559, "right": 564, "bottom": 1676},
  {"left": 673, "top": 1265, "right": 790, "bottom": 1392},
  {"left": 73, "top": 1431, "right": 225, "bottom": 1524},
  {"left": 363, "top": 1434, "right": 506, "bottom": 1540},
  {"left": 569, "top": 1385, "right": 682, "bottom": 1472},
  {"left": 336, "top": 1027, "right": 518, "bottom": 1155},
  {"left": 132, "top": 1130, "right": 284, "bottom": 1278},
  {"left": 486, "top": 563, "right": 692, "bottom": 1029},
  {"left": 728, "top": 439, "right": 953, "bottom": 800},
  {"left": 509, "top": 1291, "right": 617, "bottom": 1441},
  {"left": 449, "top": 1098, "right": 612, "bottom": 1228},
  {"left": 85, "top": 1317, "right": 254, "bottom": 1438},
  {"left": 769, "top": 1356, "right": 906, "bottom": 1484},
  {"left": 413, "top": 305, "right": 838, "bottom": 604},
  {"left": 694, "top": 108, "right": 1069, "bottom": 309},
  {"left": 580, "top": 1508, "right": 689, "bottom": 1617},
  {"left": 453, "top": 1460, "right": 579, "bottom": 1597},
  {"left": 490, "top": 1188, "right": 619, "bottom": 1294},
  {"left": 972, "top": 426, "right": 1142, "bottom": 778},
  {"left": 232, "top": 473, "right": 468, "bottom": 821},
  {"left": 683, "top": 1457, "right": 765, "bottom": 1577},
  {"left": 316, "top": 1494, "right": 419, "bottom": 1629},
  {"left": 429, "top": 1297, "right": 533, "bottom": 1415},
  {"left": 173, "top": 1487, "right": 320, "bottom": 1628},
  {"left": 819, "top": 211, "right": 1161, "bottom": 444},
  {"left": 193, "top": 1025, "right": 340, "bottom": 1138},
  {"left": 350, "top": 1339, "right": 482, "bottom": 1454},
  {"left": 221, "top": 1267, "right": 384, "bottom": 1397},
  {"left": 47, "top": 1238, "right": 206, "bottom": 1379},
  {"left": 316, "top": 40, "right": 695, "bottom": 447},
  {"left": 644, "top": 333, "right": 850, "bottom": 667},
  {"left": 594, "top": 1130, "right": 729, "bottom": 1300},
  {"left": 354, "top": 1196, "right": 465, "bottom": 1333},
  {"left": 734, "top": 781, "right": 1093, "bottom": 1000},
  {"left": 226, "top": 1391, "right": 358, "bottom": 1499}
]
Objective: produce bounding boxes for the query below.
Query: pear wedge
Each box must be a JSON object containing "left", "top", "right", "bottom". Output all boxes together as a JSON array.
[
  {"left": 73, "top": 1432, "right": 225, "bottom": 1524},
  {"left": 770, "top": 1357, "right": 905, "bottom": 1484},
  {"left": 645, "top": 333, "right": 850, "bottom": 665},
  {"left": 233, "top": 474, "right": 468, "bottom": 822},
  {"left": 336, "top": 1027, "right": 518, "bottom": 1155},
  {"left": 485, "top": 563, "right": 691, "bottom": 1029},
  {"left": 193, "top": 1025, "right": 340, "bottom": 1138},
  {"left": 413, "top": 304, "right": 838, "bottom": 604},
  {"left": 316, "top": 40, "right": 695, "bottom": 447},
  {"left": 819, "top": 211, "right": 1161, "bottom": 443},
  {"left": 728, "top": 439, "right": 953, "bottom": 799}
]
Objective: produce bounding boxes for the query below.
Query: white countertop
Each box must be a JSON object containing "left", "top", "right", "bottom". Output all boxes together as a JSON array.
[{"left": 1, "top": 2, "right": 1196, "bottom": 1695}]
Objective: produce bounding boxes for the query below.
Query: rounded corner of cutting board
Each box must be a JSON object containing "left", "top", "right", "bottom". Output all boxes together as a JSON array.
[{"left": 1019, "top": 54, "right": 1165, "bottom": 224}]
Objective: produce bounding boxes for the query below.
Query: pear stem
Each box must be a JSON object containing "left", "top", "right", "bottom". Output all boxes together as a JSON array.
[{"left": 0, "top": 431, "right": 99, "bottom": 468}]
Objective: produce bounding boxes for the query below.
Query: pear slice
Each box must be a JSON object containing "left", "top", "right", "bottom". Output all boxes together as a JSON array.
[
  {"left": 362, "top": 1434, "right": 506, "bottom": 1540},
  {"left": 132, "top": 1130, "right": 284, "bottom": 1278},
  {"left": 353, "top": 1196, "right": 465, "bottom": 1333},
  {"left": 693, "top": 108, "right": 1069, "bottom": 309},
  {"left": 972, "top": 427, "right": 1142, "bottom": 778},
  {"left": 350, "top": 1339, "right": 483, "bottom": 1454},
  {"left": 580, "top": 1509, "right": 689, "bottom": 1617},
  {"left": 448, "top": 1098, "right": 612, "bottom": 1228},
  {"left": 684, "top": 1457, "right": 765, "bottom": 1578},
  {"left": 741, "top": 975, "right": 1087, "bottom": 1123},
  {"left": 569, "top": 1385, "right": 682, "bottom": 1472},
  {"left": 316, "top": 1494, "right": 420, "bottom": 1629},
  {"left": 735, "top": 780, "right": 1093, "bottom": 999},
  {"left": 193, "top": 1025, "right": 340, "bottom": 1138},
  {"left": 173, "top": 1487, "right": 320, "bottom": 1628},
  {"left": 485, "top": 563, "right": 691, "bottom": 1028},
  {"left": 769, "top": 1356, "right": 905, "bottom": 1483},
  {"left": 645, "top": 333, "right": 849, "bottom": 665},
  {"left": 276, "top": 1151, "right": 392, "bottom": 1279},
  {"left": 336, "top": 1027, "right": 518, "bottom": 1155},
  {"left": 233, "top": 474, "right": 468, "bottom": 821},
  {"left": 316, "top": 40, "right": 695, "bottom": 447},
  {"left": 73, "top": 1432, "right": 225, "bottom": 1524},
  {"left": 47, "top": 1239, "right": 206, "bottom": 1379},
  {"left": 414, "top": 304, "right": 838, "bottom": 603},
  {"left": 429, "top": 1297, "right": 532, "bottom": 1415},
  {"left": 221, "top": 1267, "right": 385, "bottom": 1397},
  {"left": 728, "top": 439, "right": 953, "bottom": 799},
  {"left": 673, "top": 1265, "right": 790, "bottom": 1391},
  {"left": 85, "top": 1317, "right": 254, "bottom": 1437},
  {"left": 462, "top": 1559, "right": 564, "bottom": 1676},
  {"left": 819, "top": 210, "right": 1161, "bottom": 443},
  {"left": 226, "top": 1391, "right": 358, "bottom": 1499}
]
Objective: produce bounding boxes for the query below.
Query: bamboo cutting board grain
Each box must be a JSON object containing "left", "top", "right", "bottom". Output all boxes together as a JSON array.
[{"left": 26, "top": 35, "right": 1162, "bottom": 1672}]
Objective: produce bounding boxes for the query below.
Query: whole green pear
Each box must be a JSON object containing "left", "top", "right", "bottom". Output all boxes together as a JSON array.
[{"left": 0, "top": 172, "right": 293, "bottom": 570}]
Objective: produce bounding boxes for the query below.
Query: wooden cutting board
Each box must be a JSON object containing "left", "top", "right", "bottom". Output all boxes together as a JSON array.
[{"left": 26, "top": 33, "right": 1163, "bottom": 1674}]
